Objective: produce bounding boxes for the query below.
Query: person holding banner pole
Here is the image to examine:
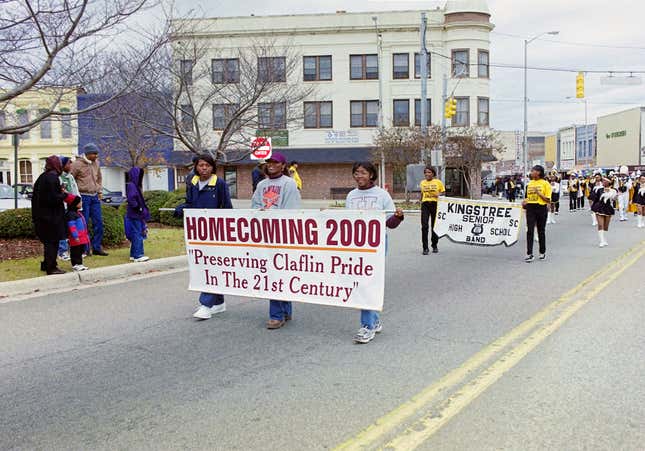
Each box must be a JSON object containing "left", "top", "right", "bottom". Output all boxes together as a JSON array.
[
  {"left": 251, "top": 152, "right": 302, "bottom": 330},
  {"left": 175, "top": 154, "right": 233, "bottom": 320},
  {"left": 522, "top": 165, "right": 551, "bottom": 263},
  {"left": 419, "top": 166, "right": 445, "bottom": 255},
  {"left": 346, "top": 161, "right": 404, "bottom": 344}
]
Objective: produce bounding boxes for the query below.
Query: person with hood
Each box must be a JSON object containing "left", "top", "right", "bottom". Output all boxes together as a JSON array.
[
  {"left": 125, "top": 167, "right": 151, "bottom": 263},
  {"left": 71, "top": 143, "right": 108, "bottom": 256},
  {"left": 64, "top": 195, "right": 90, "bottom": 271},
  {"left": 57, "top": 156, "right": 79, "bottom": 261},
  {"left": 32, "top": 156, "right": 69, "bottom": 275}
]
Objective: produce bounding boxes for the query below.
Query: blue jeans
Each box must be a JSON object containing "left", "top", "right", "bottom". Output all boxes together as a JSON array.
[
  {"left": 199, "top": 293, "right": 224, "bottom": 307},
  {"left": 269, "top": 300, "right": 292, "bottom": 321},
  {"left": 81, "top": 194, "right": 103, "bottom": 252},
  {"left": 128, "top": 218, "right": 145, "bottom": 258},
  {"left": 58, "top": 239, "right": 68, "bottom": 256},
  {"left": 361, "top": 310, "right": 379, "bottom": 329}
]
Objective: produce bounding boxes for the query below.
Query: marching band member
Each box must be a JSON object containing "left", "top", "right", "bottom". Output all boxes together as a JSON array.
[
  {"left": 590, "top": 177, "right": 618, "bottom": 247},
  {"left": 568, "top": 174, "right": 578, "bottom": 212},
  {"left": 419, "top": 166, "right": 445, "bottom": 255},
  {"left": 547, "top": 174, "right": 560, "bottom": 224},
  {"left": 616, "top": 166, "right": 632, "bottom": 221},
  {"left": 577, "top": 175, "right": 586, "bottom": 210},
  {"left": 523, "top": 165, "right": 551, "bottom": 262},
  {"left": 632, "top": 174, "right": 645, "bottom": 228}
]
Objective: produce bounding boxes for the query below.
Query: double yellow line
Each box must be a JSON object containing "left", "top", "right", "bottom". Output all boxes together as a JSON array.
[{"left": 335, "top": 242, "right": 645, "bottom": 451}]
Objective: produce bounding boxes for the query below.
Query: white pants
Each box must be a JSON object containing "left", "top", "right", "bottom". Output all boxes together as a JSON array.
[{"left": 617, "top": 192, "right": 629, "bottom": 215}]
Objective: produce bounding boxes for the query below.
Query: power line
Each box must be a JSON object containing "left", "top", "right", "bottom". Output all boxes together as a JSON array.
[
  {"left": 492, "top": 31, "right": 645, "bottom": 51},
  {"left": 490, "top": 99, "right": 643, "bottom": 105}
]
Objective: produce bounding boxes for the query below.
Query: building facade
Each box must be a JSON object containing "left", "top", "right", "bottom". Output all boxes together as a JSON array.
[
  {"left": 171, "top": 0, "right": 493, "bottom": 198},
  {"left": 544, "top": 134, "right": 557, "bottom": 169},
  {"left": 0, "top": 89, "right": 78, "bottom": 185},
  {"left": 558, "top": 126, "right": 576, "bottom": 171},
  {"left": 575, "top": 124, "right": 596, "bottom": 169},
  {"left": 596, "top": 107, "right": 644, "bottom": 167}
]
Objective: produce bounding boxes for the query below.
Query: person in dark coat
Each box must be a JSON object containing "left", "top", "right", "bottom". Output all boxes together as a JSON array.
[
  {"left": 32, "top": 155, "right": 70, "bottom": 275},
  {"left": 252, "top": 161, "right": 266, "bottom": 193}
]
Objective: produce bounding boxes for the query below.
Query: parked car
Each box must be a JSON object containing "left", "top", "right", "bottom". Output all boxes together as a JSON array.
[
  {"left": 101, "top": 188, "right": 126, "bottom": 208},
  {"left": 13, "top": 183, "right": 34, "bottom": 199},
  {"left": 0, "top": 184, "right": 31, "bottom": 212}
]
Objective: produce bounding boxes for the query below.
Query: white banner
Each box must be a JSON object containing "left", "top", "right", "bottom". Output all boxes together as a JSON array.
[
  {"left": 434, "top": 198, "right": 523, "bottom": 246},
  {"left": 184, "top": 209, "right": 386, "bottom": 311}
]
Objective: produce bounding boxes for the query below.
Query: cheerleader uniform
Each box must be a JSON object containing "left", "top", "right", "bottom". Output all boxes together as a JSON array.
[
  {"left": 632, "top": 183, "right": 645, "bottom": 228},
  {"left": 590, "top": 186, "right": 617, "bottom": 216}
]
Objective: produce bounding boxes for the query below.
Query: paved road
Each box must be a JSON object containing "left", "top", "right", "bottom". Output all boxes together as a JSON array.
[{"left": 1, "top": 208, "right": 643, "bottom": 450}]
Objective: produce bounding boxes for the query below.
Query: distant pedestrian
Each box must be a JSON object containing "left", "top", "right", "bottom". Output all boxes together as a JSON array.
[
  {"left": 631, "top": 174, "right": 645, "bottom": 228},
  {"left": 419, "top": 166, "right": 444, "bottom": 255},
  {"left": 590, "top": 177, "right": 618, "bottom": 247},
  {"left": 32, "top": 156, "right": 69, "bottom": 275},
  {"left": 523, "top": 165, "right": 551, "bottom": 262},
  {"left": 251, "top": 152, "right": 301, "bottom": 330},
  {"left": 64, "top": 195, "right": 90, "bottom": 271},
  {"left": 289, "top": 161, "right": 303, "bottom": 191},
  {"left": 125, "top": 167, "right": 151, "bottom": 263},
  {"left": 57, "top": 156, "right": 79, "bottom": 261},
  {"left": 252, "top": 161, "right": 266, "bottom": 193},
  {"left": 345, "top": 161, "right": 404, "bottom": 344},
  {"left": 175, "top": 154, "right": 233, "bottom": 320},
  {"left": 71, "top": 143, "right": 108, "bottom": 256}
]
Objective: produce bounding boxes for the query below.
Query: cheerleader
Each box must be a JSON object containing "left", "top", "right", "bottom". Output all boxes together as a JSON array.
[
  {"left": 590, "top": 177, "right": 618, "bottom": 247},
  {"left": 588, "top": 173, "right": 602, "bottom": 226},
  {"left": 632, "top": 174, "right": 645, "bottom": 228},
  {"left": 547, "top": 175, "right": 560, "bottom": 224}
]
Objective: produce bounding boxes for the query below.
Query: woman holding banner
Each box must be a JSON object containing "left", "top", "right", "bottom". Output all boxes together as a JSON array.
[
  {"left": 175, "top": 154, "right": 233, "bottom": 320},
  {"left": 522, "top": 165, "right": 551, "bottom": 263},
  {"left": 346, "top": 161, "right": 404, "bottom": 344}
]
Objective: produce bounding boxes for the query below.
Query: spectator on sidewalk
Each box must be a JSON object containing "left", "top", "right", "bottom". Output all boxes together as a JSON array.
[
  {"left": 64, "top": 195, "right": 90, "bottom": 271},
  {"left": 32, "top": 156, "right": 68, "bottom": 275},
  {"left": 252, "top": 161, "right": 266, "bottom": 193},
  {"left": 289, "top": 161, "right": 303, "bottom": 191},
  {"left": 57, "top": 156, "right": 79, "bottom": 261},
  {"left": 71, "top": 143, "right": 108, "bottom": 256},
  {"left": 125, "top": 167, "right": 151, "bottom": 263}
]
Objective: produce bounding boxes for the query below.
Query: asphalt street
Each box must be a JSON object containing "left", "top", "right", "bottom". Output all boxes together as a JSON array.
[{"left": 1, "top": 204, "right": 643, "bottom": 450}]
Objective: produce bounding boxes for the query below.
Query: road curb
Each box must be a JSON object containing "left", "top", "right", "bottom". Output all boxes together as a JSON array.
[{"left": 0, "top": 255, "right": 188, "bottom": 299}]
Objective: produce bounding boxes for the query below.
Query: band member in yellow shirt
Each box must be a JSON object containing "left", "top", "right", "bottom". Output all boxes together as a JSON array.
[
  {"left": 289, "top": 161, "right": 303, "bottom": 191},
  {"left": 419, "top": 166, "right": 445, "bottom": 255},
  {"left": 522, "top": 165, "right": 551, "bottom": 262}
]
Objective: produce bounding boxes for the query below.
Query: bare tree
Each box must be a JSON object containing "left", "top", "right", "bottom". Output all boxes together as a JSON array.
[
  {"left": 0, "top": 0, "right": 168, "bottom": 135},
  {"left": 127, "top": 20, "right": 315, "bottom": 162},
  {"left": 372, "top": 126, "right": 442, "bottom": 171}
]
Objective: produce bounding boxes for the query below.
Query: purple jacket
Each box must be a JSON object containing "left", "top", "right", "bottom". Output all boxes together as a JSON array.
[{"left": 125, "top": 167, "right": 150, "bottom": 221}]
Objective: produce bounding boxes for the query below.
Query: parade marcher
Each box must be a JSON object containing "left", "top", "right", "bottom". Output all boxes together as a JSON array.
[
  {"left": 419, "top": 166, "right": 445, "bottom": 254},
  {"left": 125, "top": 167, "right": 151, "bottom": 263},
  {"left": 71, "top": 143, "right": 108, "bottom": 256},
  {"left": 506, "top": 177, "right": 516, "bottom": 203},
  {"left": 175, "top": 154, "right": 233, "bottom": 320},
  {"left": 251, "top": 152, "right": 301, "bottom": 329},
  {"left": 57, "top": 156, "right": 79, "bottom": 261},
  {"left": 548, "top": 174, "right": 560, "bottom": 224},
  {"left": 289, "top": 161, "right": 303, "bottom": 191},
  {"left": 251, "top": 160, "right": 266, "bottom": 193},
  {"left": 590, "top": 177, "right": 618, "bottom": 247},
  {"left": 523, "top": 165, "right": 551, "bottom": 262},
  {"left": 32, "top": 156, "right": 69, "bottom": 275},
  {"left": 577, "top": 176, "right": 586, "bottom": 210},
  {"left": 495, "top": 177, "right": 504, "bottom": 199},
  {"left": 616, "top": 166, "right": 632, "bottom": 221},
  {"left": 64, "top": 195, "right": 90, "bottom": 271},
  {"left": 345, "top": 161, "right": 404, "bottom": 344},
  {"left": 568, "top": 174, "right": 578, "bottom": 212},
  {"left": 588, "top": 173, "right": 602, "bottom": 226},
  {"left": 631, "top": 174, "right": 645, "bottom": 228}
]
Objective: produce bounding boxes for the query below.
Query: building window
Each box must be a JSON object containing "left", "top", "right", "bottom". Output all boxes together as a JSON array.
[
  {"left": 350, "top": 100, "right": 379, "bottom": 127},
  {"left": 304, "top": 101, "right": 332, "bottom": 129},
  {"left": 224, "top": 167, "right": 237, "bottom": 198},
  {"left": 212, "top": 58, "right": 240, "bottom": 83},
  {"left": 454, "top": 97, "right": 469, "bottom": 126},
  {"left": 414, "top": 99, "right": 432, "bottom": 126},
  {"left": 588, "top": 139, "right": 593, "bottom": 158},
  {"left": 258, "top": 57, "right": 286, "bottom": 83},
  {"left": 175, "top": 166, "right": 190, "bottom": 187},
  {"left": 39, "top": 109, "right": 52, "bottom": 139},
  {"left": 478, "top": 50, "right": 489, "bottom": 78},
  {"left": 451, "top": 49, "right": 469, "bottom": 78},
  {"left": 180, "top": 59, "right": 194, "bottom": 86},
  {"left": 350, "top": 54, "right": 378, "bottom": 80},
  {"left": 61, "top": 115, "right": 72, "bottom": 139},
  {"left": 258, "top": 102, "right": 286, "bottom": 129},
  {"left": 414, "top": 53, "right": 431, "bottom": 78},
  {"left": 212, "top": 103, "right": 239, "bottom": 130},
  {"left": 393, "top": 99, "right": 410, "bottom": 127},
  {"left": 303, "top": 56, "right": 332, "bottom": 81},
  {"left": 392, "top": 53, "right": 409, "bottom": 79},
  {"left": 17, "top": 110, "right": 29, "bottom": 139},
  {"left": 180, "top": 104, "right": 194, "bottom": 131},
  {"left": 19, "top": 160, "right": 32, "bottom": 183},
  {"left": 477, "top": 97, "right": 489, "bottom": 126}
]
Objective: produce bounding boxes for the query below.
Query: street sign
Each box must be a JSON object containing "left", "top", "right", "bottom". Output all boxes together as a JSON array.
[{"left": 250, "top": 137, "right": 272, "bottom": 160}]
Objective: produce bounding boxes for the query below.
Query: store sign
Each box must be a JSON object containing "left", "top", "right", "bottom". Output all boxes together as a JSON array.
[
  {"left": 324, "top": 130, "right": 360, "bottom": 145},
  {"left": 256, "top": 129, "right": 288, "bottom": 147},
  {"left": 605, "top": 130, "right": 627, "bottom": 139}
]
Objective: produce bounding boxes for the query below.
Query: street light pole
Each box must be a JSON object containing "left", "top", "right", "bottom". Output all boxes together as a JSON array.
[
  {"left": 12, "top": 134, "right": 19, "bottom": 209},
  {"left": 373, "top": 16, "right": 386, "bottom": 185}
]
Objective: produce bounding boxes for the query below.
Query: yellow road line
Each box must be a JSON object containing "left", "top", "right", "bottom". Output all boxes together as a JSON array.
[
  {"left": 384, "top": 246, "right": 645, "bottom": 450},
  {"left": 334, "top": 242, "right": 644, "bottom": 451}
]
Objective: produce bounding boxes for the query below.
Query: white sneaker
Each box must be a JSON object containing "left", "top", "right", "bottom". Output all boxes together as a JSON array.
[
  {"left": 59, "top": 252, "right": 70, "bottom": 261},
  {"left": 353, "top": 326, "right": 376, "bottom": 344},
  {"left": 193, "top": 305, "right": 212, "bottom": 320},
  {"left": 374, "top": 319, "right": 383, "bottom": 334},
  {"left": 72, "top": 264, "right": 88, "bottom": 271},
  {"left": 133, "top": 256, "right": 150, "bottom": 262},
  {"left": 210, "top": 303, "right": 227, "bottom": 315}
]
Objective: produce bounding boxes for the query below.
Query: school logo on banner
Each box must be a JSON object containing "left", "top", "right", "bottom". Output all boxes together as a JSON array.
[{"left": 434, "top": 198, "right": 523, "bottom": 246}]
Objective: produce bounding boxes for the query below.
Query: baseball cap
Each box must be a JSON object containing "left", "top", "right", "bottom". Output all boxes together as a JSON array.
[{"left": 266, "top": 152, "right": 286, "bottom": 164}]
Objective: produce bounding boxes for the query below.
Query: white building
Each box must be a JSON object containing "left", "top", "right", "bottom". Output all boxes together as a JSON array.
[
  {"left": 596, "top": 107, "right": 645, "bottom": 168},
  {"left": 558, "top": 126, "right": 576, "bottom": 171},
  {"left": 172, "top": 0, "right": 493, "bottom": 198}
]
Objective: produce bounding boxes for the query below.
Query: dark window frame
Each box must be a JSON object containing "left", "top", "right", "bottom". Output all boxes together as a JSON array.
[
  {"left": 392, "top": 99, "right": 410, "bottom": 127},
  {"left": 303, "top": 55, "right": 332, "bottom": 82},
  {"left": 350, "top": 54, "right": 379, "bottom": 80},
  {"left": 477, "top": 49, "right": 489, "bottom": 79},
  {"left": 180, "top": 104, "right": 195, "bottom": 131},
  {"left": 303, "top": 101, "right": 333, "bottom": 129},
  {"left": 451, "top": 49, "right": 470, "bottom": 78},
  {"left": 212, "top": 103, "right": 240, "bottom": 130},
  {"left": 180, "top": 59, "right": 194, "bottom": 86},
  {"left": 392, "top": 53, "right": 409, "bottom": 79},
  {"left": 414, "top": 53, "right": 432, "bottom": 79},
  {"left": 212, "top": 58, "right": 240, "bottom": 84},
  {"left": 258, "top": 57, "right": 287, "bottom": 83},
  {"left": 258, "top": 101, "right": 287, "bottom": 130},
  {"left": 477, "top": 96, "right": 489, "bottom": 126},
  {"left": 414, "top": 98, "right": 432, "bottom": 126},
  {"left": 350, "top": 100, "right": 379, "bottom": 128}
]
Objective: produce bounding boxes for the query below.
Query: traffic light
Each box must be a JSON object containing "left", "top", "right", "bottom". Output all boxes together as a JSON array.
[
  {"left": 444, "top": 97, "right": 457, "bottom": 119},
  {"left": 576, "top": 72, "right": 585, "bottom": 98}
]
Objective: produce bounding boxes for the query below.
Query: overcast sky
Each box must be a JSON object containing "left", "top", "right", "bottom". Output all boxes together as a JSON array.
[{"left": 176, "top": 0, "right": 645, "bottom": 132}]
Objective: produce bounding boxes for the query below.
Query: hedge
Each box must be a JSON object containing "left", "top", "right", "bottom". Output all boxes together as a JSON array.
[
  {"left": 86, "top": 205, "right": 125, "bottom": 246},
  {"left": 143, "top": 190, "right": 173, "bottom": 222},
  {"left": 0, "top": 208, "right": 35, "bottom": 238},
  {"left": 159, "top": 192, "right": 186, "bottom": 227}
]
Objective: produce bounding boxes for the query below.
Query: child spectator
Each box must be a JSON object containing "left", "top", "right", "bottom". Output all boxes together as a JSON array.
[{"left": 64, "top": 195, "right": 90, "bottom": 271}]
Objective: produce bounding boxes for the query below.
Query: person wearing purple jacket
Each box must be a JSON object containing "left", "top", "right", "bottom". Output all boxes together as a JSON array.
[{"left": 125, "top": 167, "right": 151, "bottom": 263}]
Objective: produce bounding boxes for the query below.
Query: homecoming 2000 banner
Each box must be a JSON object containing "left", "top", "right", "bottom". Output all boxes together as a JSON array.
[
  {"left": 184, "top": 209, "right": 386, "bottom": 311},
  {"left": 434, "top": 197, "right": 523, "bottom": 246}
]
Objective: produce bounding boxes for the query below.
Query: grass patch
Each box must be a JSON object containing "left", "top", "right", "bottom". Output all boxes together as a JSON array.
[{"left": 0, "top": 227, "right": 186, "bottom": 282}]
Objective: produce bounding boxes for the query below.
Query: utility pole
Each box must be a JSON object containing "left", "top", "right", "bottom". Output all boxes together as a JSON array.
[
  {"left": 12, "top": 134, "right": 19, "bottom": 209},
  {"left": 420, "top": 12, "right": 428, "bottom": 164},
  {"left": 372, "top": 16, "right": 386, "bottom": 186},
  {"left": 441, "top": 74, "right": 447, "bottom": 184}
]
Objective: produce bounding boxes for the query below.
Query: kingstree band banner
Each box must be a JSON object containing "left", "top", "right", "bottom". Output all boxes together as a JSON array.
[
  {"left": 434, "top": 198, "right": 523, "bottom": 246},
  {"left": 184, "top": 209, "right": 387, "bottom": 311}
]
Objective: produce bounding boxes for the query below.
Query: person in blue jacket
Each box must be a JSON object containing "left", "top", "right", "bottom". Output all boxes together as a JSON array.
[{"left": 175, "top": 154, "right": 233, "bottom": 320}]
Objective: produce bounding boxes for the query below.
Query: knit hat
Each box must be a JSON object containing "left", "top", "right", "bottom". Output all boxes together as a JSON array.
[
  {"left": 83, "top": 143, "right": 99, "bottom": 155},
  {"left": 60, "top": 156, "right": 71, "bottom": 168}
]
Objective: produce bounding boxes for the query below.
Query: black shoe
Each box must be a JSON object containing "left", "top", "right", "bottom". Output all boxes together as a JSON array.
[
  {"left": 47, "top": 268, "right": 66, "bottom": 275},
  {"left": 40, "top": 261, "right": 46, "bottom": 272},
  {"left": 422, "top": 249, "right": 429, "bottom": 255},
  {"left": 432, "top": 247, "right": 438, "bottom": 254},
  {"left": 93, "top": 250, "right": 109, "bottom": 256}
]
